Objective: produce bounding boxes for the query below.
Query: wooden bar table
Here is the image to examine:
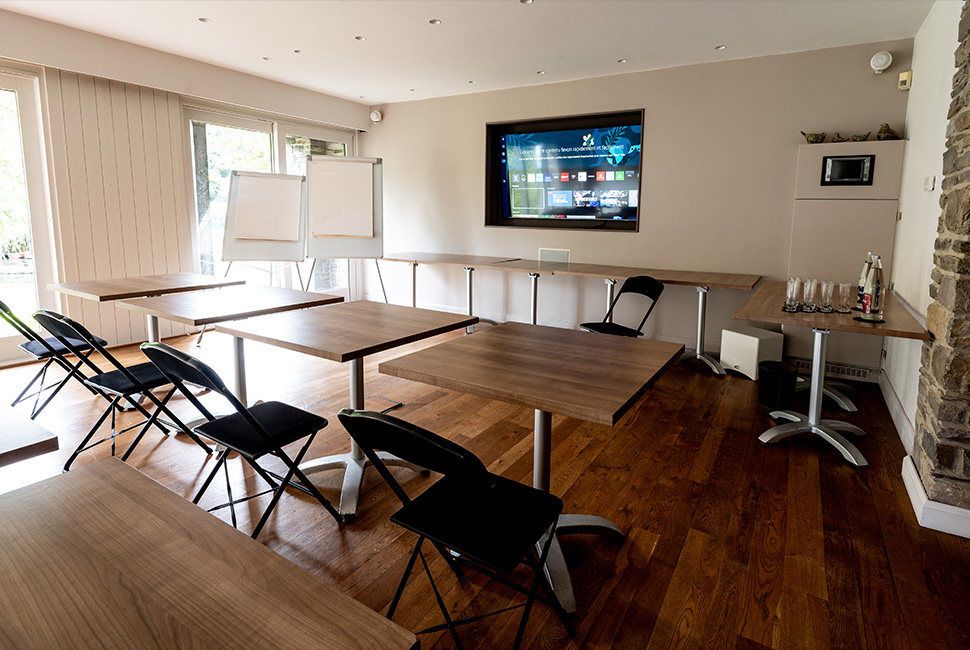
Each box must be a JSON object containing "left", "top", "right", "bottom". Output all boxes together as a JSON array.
[
  {"left": 49, "top": 272, "right": 245, "bottom": 342},
  {"left": 0, "top": 458, "right": 417, "bottom": 650},
  {"left": 118, "top": 284, "right": 343, "bottom": 402},
  {"left": 380, "top": 321, "right": 683, "bottom": 612},
  {"left": 734, "top": 280, "right": 931, "bottom": 467},
  {"left": 217, "top": 301, "right": 478, "bottom": 516}
]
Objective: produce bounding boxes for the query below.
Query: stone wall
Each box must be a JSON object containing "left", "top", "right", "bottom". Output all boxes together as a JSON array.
[{"left": 916, "top": 0, "right": 970, "bottom": 509}]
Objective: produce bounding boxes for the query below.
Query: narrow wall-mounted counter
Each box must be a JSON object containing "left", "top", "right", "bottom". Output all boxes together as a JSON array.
[{"left": 383, "top": 251, "right": 761, "bottom": 374}]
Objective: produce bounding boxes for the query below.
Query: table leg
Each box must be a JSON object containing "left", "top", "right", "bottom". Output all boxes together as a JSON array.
[
  {"left": 529, "top": 273, "right": 539, "bottom": 325},
  {"left": 411, "top": 262, "right": 418, "bottom": 308},
  {"left": 233, "top": 336, "right": 247, "bottom": 406},
  {"left": 795, "top": 377, "right": 859, "bottom": 413},
  {"left": 758, "top": 328, "right": 868, "bottom": 467},
  {"left": 532, "top": 408, "right": 625, "bottom": 613},
  {"left": 299, "top": 357, "right": 422, "bottom": 517},
  {"left": 605, "top": 279, "right": 617, "bottom": 323},
  {"left": 146, "top": 314, "right": 160, "bottom": 343},
  {"left": 679, "top": 286, "right": 725, "bottom": 375}
]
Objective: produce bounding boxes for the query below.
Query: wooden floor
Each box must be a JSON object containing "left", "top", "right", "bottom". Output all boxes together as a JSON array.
[{"left": 1, "top": 330, "right": 968, "bottom": 650}]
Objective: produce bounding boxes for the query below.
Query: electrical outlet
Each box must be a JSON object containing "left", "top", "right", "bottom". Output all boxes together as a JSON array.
[{"left": 924, "top": 175, "right": 936, "bottom": 191}]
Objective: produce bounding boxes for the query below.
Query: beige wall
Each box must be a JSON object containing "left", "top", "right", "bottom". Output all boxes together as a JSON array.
[{"left": 361, "top": 40, "right": 913, "bottom": 346}]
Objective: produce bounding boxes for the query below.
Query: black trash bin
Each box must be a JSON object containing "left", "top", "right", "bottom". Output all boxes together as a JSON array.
[{"left": 758, "top": 360, "right": 797, "bottom": 410}]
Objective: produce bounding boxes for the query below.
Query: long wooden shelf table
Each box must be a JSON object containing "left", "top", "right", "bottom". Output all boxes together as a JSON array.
[
  {"left": 0, "top": 458, "right": 418, "bottom": 650},
  {"left": 384, "top": 251, "right": 759, "bottom": 374},
  {"left": 380, "top": 321, "right": 683, "bottom": 612},
  {"left": 217, "top": 301, "right": 477, "bottom": 516},
  {"left": 734, "top": 280, "right": 930, "bottom": 467},
  {"left": 49, "top": 272, "right": 245, "bottom": 342}
]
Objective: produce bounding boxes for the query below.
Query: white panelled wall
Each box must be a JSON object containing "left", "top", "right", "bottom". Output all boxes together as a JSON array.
[{"left": 44, "top": 70, "right": 193, "bottom": 345}]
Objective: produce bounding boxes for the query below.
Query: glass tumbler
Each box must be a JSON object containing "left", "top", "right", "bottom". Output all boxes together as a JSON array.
[
  {"left": 784, "top": 277, "right": 801, "bottom": 312},
  {"left": 801, "top": 278, "right": 818, "bottom": 312},
  {"left": 837, "top": 282, "right": 853, "bottom": 313},
  {"left": 819, "top": 281, "right": 834, "bottom": 313}
]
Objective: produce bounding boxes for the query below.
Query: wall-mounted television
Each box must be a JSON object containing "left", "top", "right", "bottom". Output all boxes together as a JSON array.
[{"left": 485, "top": 110, "right": 644, "bottom": 231}]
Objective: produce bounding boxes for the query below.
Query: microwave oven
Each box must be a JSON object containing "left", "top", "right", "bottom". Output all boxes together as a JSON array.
[{"left": 820, "top": 154, "right": 875, "bottom": 186}]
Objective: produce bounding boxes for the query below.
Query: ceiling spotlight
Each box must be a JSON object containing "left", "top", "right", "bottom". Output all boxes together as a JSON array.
[
  {"left": 617, "top": 58, "right": 627, "bottom": 64},
  {"left": 714, "top": 44, "right": 726, "bottom": 51},
  {"left": 410, "top": 88, "right": 416, "bottom": 92},
  {"left": 429, "top": 19, "right": 441, "bottom": 25},
  {"left": 262, "top": 56, "right": 273, "bottom": 61},
  {"left": 537, "top": 70, "right": 546, "bottom": 75},
  {"left": 520, "top": 0, "right": 534, "bottom": 4},
  {"left": 293, "top": 49, "right": 304, "bottom": 54},
  {"left": 355, "top": 35, "right": 366, "bottom": 41},
  {"left": 468, "top": 80, "right": 476, "bottom": 84},
  {"left": 198, "top": 17, "right": 211, "bottom": 23}
]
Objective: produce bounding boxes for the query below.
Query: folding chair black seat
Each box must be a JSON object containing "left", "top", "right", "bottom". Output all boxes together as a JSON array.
[
  {"left": 140, "top": 342, "right": 343, "bottom": 538},
  {"left": 580, "top": 274, "right": 664, "bottom": 338},
  {"left": 32, "top": 310, "right": 209, "bottom": 472},
  {"left": 1, "top": 300, "right": 104, "bottom": 419},
  {"left": 337, "top": 408, "right": 572, "bottom": 650}
]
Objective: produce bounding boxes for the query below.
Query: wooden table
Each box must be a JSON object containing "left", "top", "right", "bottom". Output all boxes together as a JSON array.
[
  {"left": 380, "top": 321, "right": 684, "bottom": 612},
  {"left": 117, "top": 285, "right": 344, "bottom": 347},
  {"left": 384, "top": 251, "right": 760, "bottom": 374},
  {"left": 734, "top": 280, "right": 930, "bottom": 467},
  {"left": 217, "top": 301, "right": 478, "bottom": 516},
  {"left": 0, "top": 458, "right": 418, "bottom": 650},
  {"left": 49, "top": 272, "right": 246, "bottom": 342},
  {"left": 0, "top": 405, "right": 58, "bottom": 468}
]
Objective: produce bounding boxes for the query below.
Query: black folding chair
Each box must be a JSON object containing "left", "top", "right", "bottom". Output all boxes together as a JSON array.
[
  {"left": 580, "top": 275, "right": 664, "bottom": 338},
  {"left": 337, "top": 408, "right": 572, "bottom": 650},
  {"left": 1, "top": 300, "right": 103, "bottom": 419},
  {"left": 140, "top": 342, "right": 343, "bottom": 538},
  {"left": 32, "top": 310, "right": 211, "bottom": 471}
]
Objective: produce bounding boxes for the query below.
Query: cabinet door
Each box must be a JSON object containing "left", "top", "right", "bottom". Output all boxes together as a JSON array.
[{"left": 785, "top": 198, "right": 898, "bottom": 370}]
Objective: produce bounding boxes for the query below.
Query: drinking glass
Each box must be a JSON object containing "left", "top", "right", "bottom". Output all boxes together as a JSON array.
[
  {"left": 784, "top": 277, "right": 801, "bottom": 312},
  {"left": 801, "top": 278, "right": 817, "bottom": 312},
  {"left": 837, "top": 282, "right": 853, "bottom": 313},
  {"left": 819, "top": 281, "right": 834, "bottom": 313}
]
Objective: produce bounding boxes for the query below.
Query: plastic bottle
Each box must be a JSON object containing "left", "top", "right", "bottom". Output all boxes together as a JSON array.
[
  {"left": 861, "top": 256, "right": 883, "bottom": 321},
  {"left": 857, "top": 252, "right": 873, "bottom": 310}
]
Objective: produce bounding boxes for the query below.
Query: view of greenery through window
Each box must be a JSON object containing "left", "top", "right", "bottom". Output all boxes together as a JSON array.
[
  {"left": 0, "top": 88, "right": 36, "bottom": 335},
  {"left": 192, "top": 121, "right": 272, "bottom": 284}
]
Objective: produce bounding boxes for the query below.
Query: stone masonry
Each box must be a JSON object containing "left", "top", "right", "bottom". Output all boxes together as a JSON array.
[{"left": 916, "top": 0, "right": 970, "bottom": 509}]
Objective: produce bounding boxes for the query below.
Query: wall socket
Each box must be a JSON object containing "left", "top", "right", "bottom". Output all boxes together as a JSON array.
[{"left": 924, "top": 175, "right": 936, "bottom": 192}]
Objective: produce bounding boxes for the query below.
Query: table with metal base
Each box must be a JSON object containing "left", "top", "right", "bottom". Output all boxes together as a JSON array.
[
  {"left": 734, "top": 281, "right": 930, "bottom": 466},
  {"left": 760, "top": 328, "right": 868, "bottom": 466},
  {"left": 217, "top": 301, "right": 478, "bottom": 517},
  {"left": 380, "top": 322, "right": 683, "bottom": 612}
]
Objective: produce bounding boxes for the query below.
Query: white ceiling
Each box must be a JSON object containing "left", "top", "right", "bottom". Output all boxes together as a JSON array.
[{"left": 0, "top": 0, "right": 938, "bottom": 106}]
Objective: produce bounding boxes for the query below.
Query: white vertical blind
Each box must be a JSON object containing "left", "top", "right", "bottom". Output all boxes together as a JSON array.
[{"left": 45, "top": 70, "right": 192, "bottom": 344}]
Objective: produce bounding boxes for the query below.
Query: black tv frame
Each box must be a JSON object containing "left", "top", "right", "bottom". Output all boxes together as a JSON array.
[{"left": 485, "top": 109, "right": 644, "bottom": 232}]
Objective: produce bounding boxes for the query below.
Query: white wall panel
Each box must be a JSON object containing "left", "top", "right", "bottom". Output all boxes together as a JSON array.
[{"left": 45, "top": 70, "right": 192, "bottom": 345}]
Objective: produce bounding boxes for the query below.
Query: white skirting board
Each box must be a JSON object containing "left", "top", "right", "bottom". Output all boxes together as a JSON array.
[
  {"left": 901, "top": 456, "right": 970, "bottom": 539},
  {"left": 880, "top": 372, "right": 970, "bottom": 539}
]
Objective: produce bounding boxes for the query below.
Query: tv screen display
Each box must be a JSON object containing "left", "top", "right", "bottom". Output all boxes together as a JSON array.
[{"left": 485, "top": 110, "right": 643, "bottom": 231}]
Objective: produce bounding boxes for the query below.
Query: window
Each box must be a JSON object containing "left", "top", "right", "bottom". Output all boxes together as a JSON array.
[
  {"left": 185, "top": 109, "right": 355, "bottom": 294},
  {"left": 0, "top": 71, "right": 52, "bottom": 359}
]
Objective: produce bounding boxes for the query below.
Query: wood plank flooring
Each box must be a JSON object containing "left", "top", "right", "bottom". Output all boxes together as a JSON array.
[{"left": 1, "top": 330, "right": 968, "bottom": 650}]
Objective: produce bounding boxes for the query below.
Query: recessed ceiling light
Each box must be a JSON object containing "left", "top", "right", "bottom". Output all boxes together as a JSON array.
[
  {"left": 429, "top": 19, "right": 441, "bottom": 25},
  {"left": 520, "top": 0, "right": 534, "bottom": 4},
  {"left": 198, "top": 17, "right": 211, "bottom": 23},
  {"left": 410, "top": 88, "right": 416, "bottom": 92},
  {"left": 714, "top": 44, "right": 727, "bottom": 51},
  {"left": 617, "top": 58, "right": 627, "bottom": 64},
  {"left": 293, "top": 49, "right": 304, "bottom": 54},
  {"left": 359, "top": 95, "right": 365, "bottom": 99},
  {"left": 262, "top": 56, "right": 273, "bottom": 61},
  {"left": 355, "top": 35, "right": 366, "bottom": 41},
  {"left": 468, "top": 80, "right": 476, "bottom": 84},
  {"left": 537, "top": 70, "right": 546, "bottom": 75}
]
